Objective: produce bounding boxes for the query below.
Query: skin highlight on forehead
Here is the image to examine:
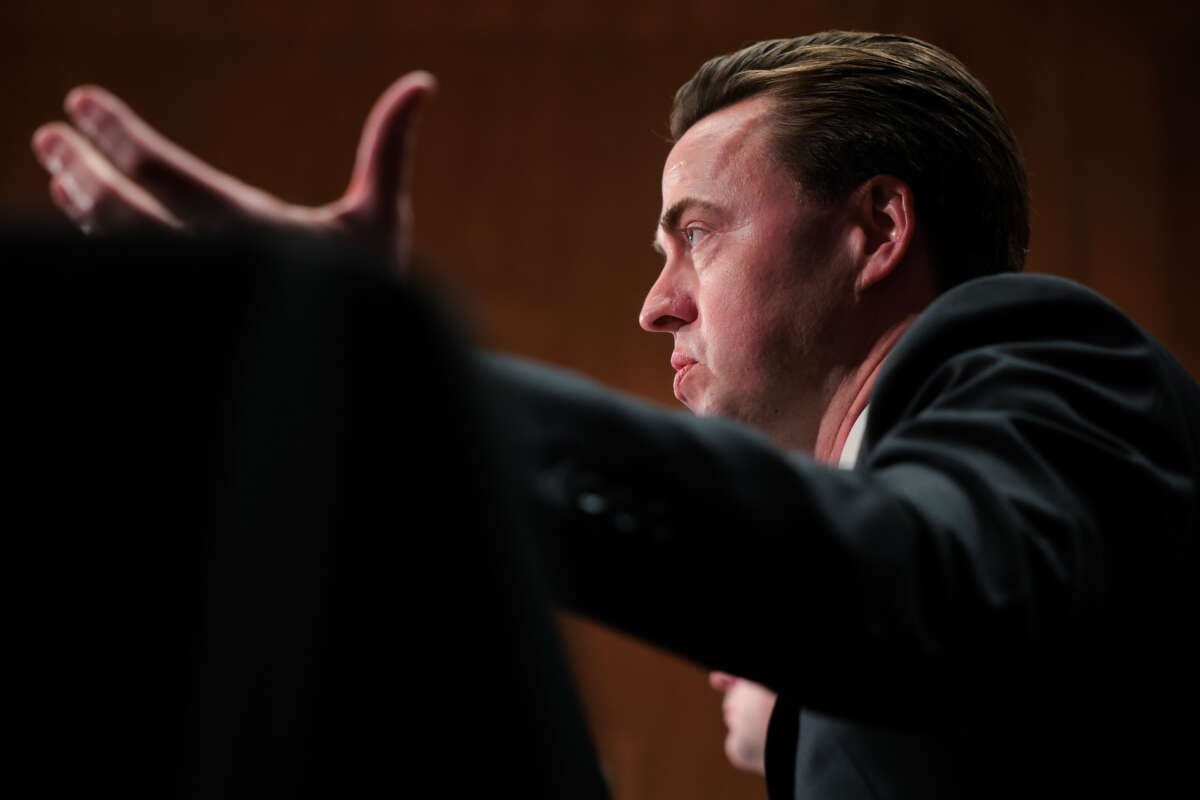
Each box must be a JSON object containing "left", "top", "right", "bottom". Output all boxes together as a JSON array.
[{"left": 665, "top": 108, "right": 765, "bottom": 188}]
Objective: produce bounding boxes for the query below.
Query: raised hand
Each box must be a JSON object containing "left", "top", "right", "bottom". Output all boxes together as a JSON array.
[
  {"left": 31, "top": 71, "right": 437, "bottom": 269},
  {"left": 709, "top": 671, "right": 777, "bottom": 775}
]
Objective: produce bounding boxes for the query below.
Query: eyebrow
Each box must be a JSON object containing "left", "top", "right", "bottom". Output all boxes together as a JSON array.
[
  {"left": 659, "top": 197, "right": 720, "bottom": 231},
  {"left": 652, "top": 197, "right": 720, "bottom": 255}
]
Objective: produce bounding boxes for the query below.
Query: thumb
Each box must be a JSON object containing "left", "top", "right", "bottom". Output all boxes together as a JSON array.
[
  {"left": 338, "top": 71, "right": 437, "bottom": 245},
  {"left": 709, "top": 672, "right": 736, "bottom": 692}
]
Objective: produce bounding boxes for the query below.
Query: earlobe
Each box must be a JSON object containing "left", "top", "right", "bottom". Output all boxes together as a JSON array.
[{"left": 853, "top": 175, "right": 915, "bottom": 293}]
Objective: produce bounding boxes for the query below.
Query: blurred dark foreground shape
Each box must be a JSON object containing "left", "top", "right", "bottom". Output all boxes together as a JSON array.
[{"left": 7, "top": 227, "right": 608, "bottom": 798}]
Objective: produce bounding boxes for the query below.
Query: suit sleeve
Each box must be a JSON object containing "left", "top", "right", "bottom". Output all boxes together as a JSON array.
[{"left": 479, "top": 276, "right": 1200, "bottom": 721}]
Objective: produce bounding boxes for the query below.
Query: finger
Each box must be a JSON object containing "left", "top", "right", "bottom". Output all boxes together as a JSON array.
[
  {"left": 709, "top": 671, "right": 736, "bottom": 691},
  {"left": 33, "top": 123, "right": 182, "bottom": 232},
  {"left": 63, "top": 85, "right": 283, "bottom": 226},
  {"left": 47, "top": 174, "right": 94, "bottom": 233},
  {"left": 338, "top": 71, "right": 437, "bottom": 238}
]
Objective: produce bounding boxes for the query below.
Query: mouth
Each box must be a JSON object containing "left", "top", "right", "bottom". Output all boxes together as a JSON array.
[{"left": 671, "top": 353, "right": 697, "bottom": 402}]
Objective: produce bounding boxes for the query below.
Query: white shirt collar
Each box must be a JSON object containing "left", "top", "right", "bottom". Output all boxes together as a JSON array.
[{"left": 837, "top": 406, "right": 870, "bottom": 470}]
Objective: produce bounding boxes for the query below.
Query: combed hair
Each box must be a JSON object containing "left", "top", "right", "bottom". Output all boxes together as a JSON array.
[{"left": 671, "top": 32, "right": 1029, "bottom": 288}]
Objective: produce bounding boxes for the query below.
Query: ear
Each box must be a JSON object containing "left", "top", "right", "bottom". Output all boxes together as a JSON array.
[{"left": 848, "top": 175, "right": 916, "bottom": 293}]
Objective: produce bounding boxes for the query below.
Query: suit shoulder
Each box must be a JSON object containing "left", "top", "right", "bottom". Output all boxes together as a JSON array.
[
  {"left": 870, "top": 272, "right": 1199, "bottom": 445},
  {"left": 911, "top": 273, "right": 1138, "bottom": 346},
  {"left": 880, "top": 273, "right": 1161, "bottom": 386}
]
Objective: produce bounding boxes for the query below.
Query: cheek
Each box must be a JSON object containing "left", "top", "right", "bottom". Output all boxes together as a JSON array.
[
  {"left": 713, "top": 295, "right": 798, "bottom": 374},
  {"left": 703, "top": 278, "right": 779, "bottom": 359}
]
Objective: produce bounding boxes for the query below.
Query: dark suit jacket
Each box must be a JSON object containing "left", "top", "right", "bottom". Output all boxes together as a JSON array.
[{"left": 484, "top": 273, "right": 1200, "bottom": 798}]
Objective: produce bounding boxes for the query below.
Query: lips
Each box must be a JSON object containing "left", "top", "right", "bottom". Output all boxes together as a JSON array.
[
  {"left": 670, "top": 351, "right": 697, "bottom": 371},
  {"left": 671, "top": 352, "right": 698, "bottom": 402}
]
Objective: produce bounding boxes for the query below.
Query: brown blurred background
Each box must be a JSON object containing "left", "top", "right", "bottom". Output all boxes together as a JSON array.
[{"left": 3, "top": 1, "right": 1197, "bottom": 798}]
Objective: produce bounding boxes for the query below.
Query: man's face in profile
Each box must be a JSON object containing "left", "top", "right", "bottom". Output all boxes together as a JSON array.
[{"left": 641, "top": 96, "right": 855, "bottom": 450}]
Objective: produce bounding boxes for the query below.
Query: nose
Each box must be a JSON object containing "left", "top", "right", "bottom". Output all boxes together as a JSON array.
[{"left": 638, "top": 262, "right": 697, "bottom": 333}]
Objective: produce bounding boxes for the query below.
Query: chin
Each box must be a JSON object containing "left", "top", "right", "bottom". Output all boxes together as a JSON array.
[
  {"left": 684, "top": 394, "right": 714, "bottom": 417},
  {"left": 699, "top": 399, "right": 753, "bottom": 428},
  {"left": 690, "top": 390, "right": 731, "bottom": 419}
]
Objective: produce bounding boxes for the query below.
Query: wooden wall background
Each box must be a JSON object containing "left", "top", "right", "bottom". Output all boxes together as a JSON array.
[{"left": 3, "top": 2, "right": 1197, "bottom": 798}]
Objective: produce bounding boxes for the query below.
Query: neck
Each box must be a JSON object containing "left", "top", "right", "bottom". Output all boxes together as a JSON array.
[{"left": 811, "top": 314, "right": 915, "bottom": 465}]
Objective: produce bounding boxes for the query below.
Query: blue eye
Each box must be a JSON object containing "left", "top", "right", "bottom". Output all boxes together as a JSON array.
[{"left": 684, "top": 226, "right": 708, "bottom": 246}]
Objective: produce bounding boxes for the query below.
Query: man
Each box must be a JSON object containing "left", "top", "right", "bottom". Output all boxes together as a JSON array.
[
  {"left": 622, "top": 32, "right": 1018, "bottom": 790},
  {"left": 32, "top": 31, "right": 1200, "bottom": 798}
]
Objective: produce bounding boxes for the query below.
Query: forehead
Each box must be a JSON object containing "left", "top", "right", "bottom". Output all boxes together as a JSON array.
[{"left": 662, "top": 95, "right": 779, "bottom": 194}]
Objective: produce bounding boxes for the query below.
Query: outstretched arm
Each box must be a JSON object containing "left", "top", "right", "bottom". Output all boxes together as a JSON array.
[
  {"left": 31, "top": 72, "right": 436, "bottom": 269},
  {"left": 481, "top": 275, "right": 1200, "bottom": 722}
]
